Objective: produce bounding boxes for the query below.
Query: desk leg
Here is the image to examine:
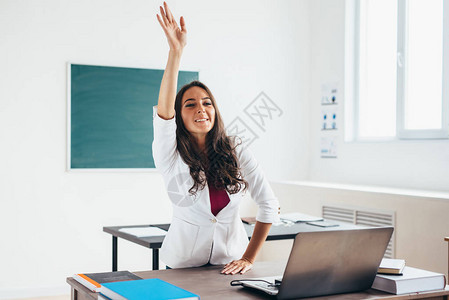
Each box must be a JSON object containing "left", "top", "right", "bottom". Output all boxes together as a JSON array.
[
  {"left": 113, "top": 236, "right": 117, "bottom": 272},
  {"left": 71, "top": 286, "right": 76, "bottom": 300},
  {"left": 153, "top": 248, "right": 159, "bottom": 270}
]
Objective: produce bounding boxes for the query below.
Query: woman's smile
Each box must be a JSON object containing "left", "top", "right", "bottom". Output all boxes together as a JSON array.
[
  {"left": 194, "top": 117, "right": 210, "bottom": 124},
  {"left": 195, "top": 118, "right": 208, "bottom": 122}
]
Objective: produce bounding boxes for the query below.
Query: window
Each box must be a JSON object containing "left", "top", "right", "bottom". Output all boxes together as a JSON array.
[{"left": 350, "top": 0, "right": 449, "bottom": 140}]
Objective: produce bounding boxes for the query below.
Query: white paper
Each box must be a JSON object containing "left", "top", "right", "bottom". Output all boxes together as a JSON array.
[
  {"left": 119, "top": 227, "right": 167, "bottom": 237},
  {"left": 321, "top": 82, "right": 339, "bottom": 104},
  {"left": 320, "top": 137, "right": 337, "bottom": 158},
  {"left": 280, "top": 212, "right": 324, "bottom": 222}
]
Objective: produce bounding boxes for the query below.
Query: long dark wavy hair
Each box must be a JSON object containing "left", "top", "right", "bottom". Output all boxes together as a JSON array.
[{"left": 174, "top": 81, "right": 248, "bottom": 195}]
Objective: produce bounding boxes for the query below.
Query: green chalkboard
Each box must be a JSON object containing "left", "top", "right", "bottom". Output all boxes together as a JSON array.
[{"left": 70, "top": 64, "right": 198, "bottom": 169}]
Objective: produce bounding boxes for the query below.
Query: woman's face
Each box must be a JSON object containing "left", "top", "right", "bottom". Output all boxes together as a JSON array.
[{"left": 181, "top": 86, "right": 216, "bottom": 137}]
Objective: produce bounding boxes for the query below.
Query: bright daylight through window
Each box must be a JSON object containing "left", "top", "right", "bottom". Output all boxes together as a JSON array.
[{"left": 353, "top": 0, "right": 448, "bottom": 140}]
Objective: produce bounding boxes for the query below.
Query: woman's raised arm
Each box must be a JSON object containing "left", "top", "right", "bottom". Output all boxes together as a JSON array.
[{"left": 156, "top": 2, "right": 187, "bottom": 120}]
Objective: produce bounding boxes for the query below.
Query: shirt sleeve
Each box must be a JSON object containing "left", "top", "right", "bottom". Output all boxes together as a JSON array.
[
  {"left": 152, "top": 106, "right": 178, "bottom": 174},
  {"left": 236, "top": 141, "right": 280, "bottom": 224}
]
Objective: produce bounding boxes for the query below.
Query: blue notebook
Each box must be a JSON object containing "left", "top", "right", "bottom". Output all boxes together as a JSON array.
[{"left": 100, "top": 278, "right": 200, "bottom": 300}]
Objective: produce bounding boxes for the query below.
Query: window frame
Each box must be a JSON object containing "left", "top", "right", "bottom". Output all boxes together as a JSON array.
[{"left": 350, "top": 0, "right": 449, "bottom": 141}]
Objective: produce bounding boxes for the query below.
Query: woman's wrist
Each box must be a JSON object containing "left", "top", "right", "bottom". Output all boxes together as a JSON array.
[
  {"left": 241, "top": 256, "right": 254, "bottom": 264},
  {"left": 169, "top": 48, "right": 184, "bottom": 57}
]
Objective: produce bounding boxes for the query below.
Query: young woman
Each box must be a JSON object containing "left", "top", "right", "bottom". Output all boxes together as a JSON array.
[{"left": 154, "top": 2, "right": 279, "bottom": 275}]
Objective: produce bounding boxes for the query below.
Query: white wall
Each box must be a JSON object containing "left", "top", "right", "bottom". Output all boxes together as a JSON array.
[
  {"left": 0, "top": 0, "right": 309, "bottom": 297},
  {"left": 307, "top": 0, "right": 449, "bottom": 192}
]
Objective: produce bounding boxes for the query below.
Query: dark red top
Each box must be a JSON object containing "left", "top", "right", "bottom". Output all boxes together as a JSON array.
[{"left": 208, "top": 182, "right": 230, "bottom": 216}]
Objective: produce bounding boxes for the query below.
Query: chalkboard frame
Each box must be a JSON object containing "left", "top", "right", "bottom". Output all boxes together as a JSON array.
[{"left": 66, "top": 62, "right": 199, "bottom": 171}]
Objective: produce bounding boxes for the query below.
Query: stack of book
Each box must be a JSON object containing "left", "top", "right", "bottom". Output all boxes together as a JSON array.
[
  {"left": 73, "top": 271, "right": 142, "bottom": 292},
  {"left": 377, "top": 258, "right": 406, "bottom": 275},
  {"left": 372, "top": 259, "right": 446, "bottom": 295},
  {"left": 99, "top": 278, "right": 200, "bottom": 300},
  {"left": 73, "top": 271, "right": 199, "bottom": 299}
]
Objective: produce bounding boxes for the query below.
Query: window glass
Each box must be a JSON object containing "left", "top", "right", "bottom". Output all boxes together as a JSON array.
[
  {"left": 404, "top": 0, "right": 443, "bottom": 130},
  {"left": 358, "top": 0, "right": 397, "bottom": 138}
]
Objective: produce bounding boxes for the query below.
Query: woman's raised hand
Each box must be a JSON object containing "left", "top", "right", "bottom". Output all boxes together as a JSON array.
[{"left": 157, "top": 2, "right": 187, "bottom": 52}]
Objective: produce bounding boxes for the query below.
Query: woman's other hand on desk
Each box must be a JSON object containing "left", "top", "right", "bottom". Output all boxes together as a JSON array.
[{"left": 221, "top": 257, "right": 253, "bottom": 275}]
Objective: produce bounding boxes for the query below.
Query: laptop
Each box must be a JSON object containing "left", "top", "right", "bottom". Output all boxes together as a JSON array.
[{"left": 237, "top": 227, "right": 393, "bottom": 299}]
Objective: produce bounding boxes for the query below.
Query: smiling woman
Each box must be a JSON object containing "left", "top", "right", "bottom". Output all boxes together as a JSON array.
[
  {"left": 173, "top": 80, "right": 245, "bottom": 197},
  {"left": 153, "top": 2, "right": 279, "bottom": 275}
]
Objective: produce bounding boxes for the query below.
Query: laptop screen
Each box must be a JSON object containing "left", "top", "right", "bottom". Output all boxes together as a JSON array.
[{"left": 277, "top": 227, "right": 393, "bottom": 299}]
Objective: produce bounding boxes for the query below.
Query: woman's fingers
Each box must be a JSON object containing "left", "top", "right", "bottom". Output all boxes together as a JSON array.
[
  {"left": 222, "top": 264, "right": 240, "bottom": 275},
  {"left": 164, "top": 2, "right": 175, "bottom": 23},
  {"left": 159, "top": 6, "right": 169, "bottom": 26},
  {"left": 156, "top": 14, "right": 166, "bottom": 31},
  {"left": 221, "top": 259, "right": 253, "bottom": 275},
  {"left": 180, "top": 16, "right": 187, "bottom": 33},
  {"left": 221, "top": 260, "right": 236, "bottom": 274},
  {"left": 159, "top": 3, "right": 182, "bottom": 31},
  {"left": 240, "top": 264, "right": 252, "bottom": 274}
]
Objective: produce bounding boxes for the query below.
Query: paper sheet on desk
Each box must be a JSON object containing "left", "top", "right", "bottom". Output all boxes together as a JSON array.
[
  {"left": 119, "top": 227, "right": 167, "bottom": 237},
  {"left": 280, "top": 212, "right": 324, "bottom": 222}
]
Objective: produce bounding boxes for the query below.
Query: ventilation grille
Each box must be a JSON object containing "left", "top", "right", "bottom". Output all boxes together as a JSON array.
[{"left": 323, "top": 205, "right": 395, "bottom": 258}]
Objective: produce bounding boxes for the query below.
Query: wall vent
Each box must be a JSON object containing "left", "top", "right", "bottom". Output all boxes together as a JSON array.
[{"left": 323, "top": 205, "right": 395, "bottom": 258}]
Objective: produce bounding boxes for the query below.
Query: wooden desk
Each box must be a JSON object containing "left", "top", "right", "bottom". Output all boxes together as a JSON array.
[
  {"left": 103, "top": 221, "right": 360, "bottom": 271},
  {"left": 67, "top": 261, "right": 449, "bottom": 300}
]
